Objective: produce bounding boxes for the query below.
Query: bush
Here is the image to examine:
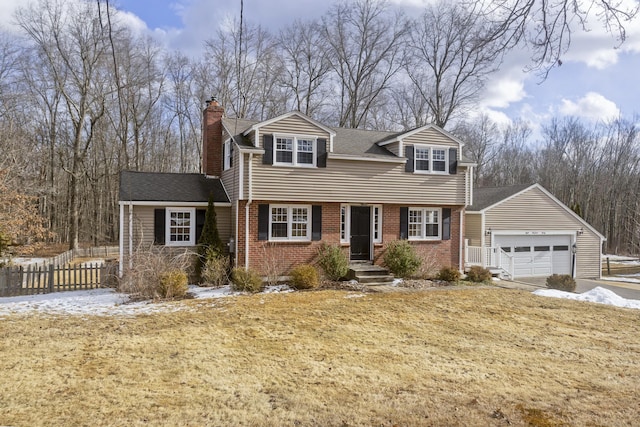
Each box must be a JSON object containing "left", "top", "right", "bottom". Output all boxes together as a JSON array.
[
  {"left": 383, "top": 240, "right": 421, "bottom": 278},
  {"left": 231, "top": 268, "right": 263, "bottom": 293},
  {"left": 119, "top": 247, "right": 193, "bottom": 299},
  {"left": 201, "top": 249, "right": 230, "bottom": 287},
  {"left": 316, "top": 244, "right": 349, "bottom": 281},
  {"left": 158, "top": 270, "right": 189, "bottom": 298},
  {"left": 437, "top": 266, "right": 461, "bottom": 283},
  {"left": 289, "top": 264, "right": 320, "bottom": 290},
  {"left": 466, "top": 266, "right": 492, "bottom": 283},
  {"left": 546, "top": 274, "right": 576, "bottom": 292}
]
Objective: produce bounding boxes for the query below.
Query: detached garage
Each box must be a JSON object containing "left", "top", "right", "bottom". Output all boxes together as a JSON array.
[{"left": 465, "top": 184, "right": 605, "bottom": 279}]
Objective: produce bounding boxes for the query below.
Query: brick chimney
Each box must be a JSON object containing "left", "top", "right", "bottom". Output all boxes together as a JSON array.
[{"left": 202, "top": 97, "right": 225, "bottom": 176}]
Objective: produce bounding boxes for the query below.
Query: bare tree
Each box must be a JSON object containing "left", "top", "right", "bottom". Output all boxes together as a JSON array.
[
  {"left": 468, "top": 0, "right": 639, "bottom": 77},
  {"left": 204, "top": 21, "right": 284, "bottom": 120},
  {"left": 16, "top": 0, "right": 112, "bottom": 250},
  {"left": 277, "top": 19, "right": 332, "bottom": 117},
  {"left": 406, "top": 1, "right": 504, "bottom": 128},
  {"left": 321, "top": 0, "right": 408, "bottom": 129},
  {"left": 452, "top": 114, "right": 500, "bottom": 187}
]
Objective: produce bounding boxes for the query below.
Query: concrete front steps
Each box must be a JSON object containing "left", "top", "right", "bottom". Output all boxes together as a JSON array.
[{"left": 347, "top": 263, "right": 395, "bottom": 286}]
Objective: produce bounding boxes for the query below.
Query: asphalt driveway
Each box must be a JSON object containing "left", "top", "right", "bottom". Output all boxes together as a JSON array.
[{"left": 508, "top": 276, "right": 640, "bottom": 300}]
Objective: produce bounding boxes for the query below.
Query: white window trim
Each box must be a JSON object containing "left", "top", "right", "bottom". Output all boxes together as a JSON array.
[
  {"left": 414, "top": 144, "right": 449, "bottom": 175},
  {"left": 223, "top": 139, "right": 233, "bottom": 171},
  {"left": 340, "top": 204, "right": 350, "bottom": 244},
  {"left": 340, "top": 204, "right": 383, "bottom": 244},
  {"left": 269, "top": 204, "right": 312, "bottom": 241},
  {"left": 273, "top": 133, "right": 317, "bottom": 167},
  {"left": 372, "top": 205, "right": 382, "bottom": 244},
  {"left": 408, "top": 207, "right": 442, "bottom": 241},
  {"left": 166, "top": 208, "right": 196, "bottom": 246}
]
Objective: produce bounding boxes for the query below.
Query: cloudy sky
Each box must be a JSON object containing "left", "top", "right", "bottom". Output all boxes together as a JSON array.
[{"left": 2, "top": 0, "right": 639, "bottom": 133}]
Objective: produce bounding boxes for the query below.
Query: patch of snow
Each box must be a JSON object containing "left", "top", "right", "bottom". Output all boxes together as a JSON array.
[
  {"left": 0, "top": 288, "right": 180, "bottom": 317},
  {"left": 391, "top": 278, "right": 403, "bottom": 286},
  {"left": 345, "top": 293, "right": 366, "bottom": 299},
  {"left": 601, "top": 276, "right": 640, "bottom": 284},
  {"left": 602, "top": 254, "right": 640, "bottom": 265},
  {"left": 7, "top": 257, "right": 49, "bottom": 267},
  {"left": 0, "top": 284, "right": 292, "bottom": 317},
  {"left": 533, "top": 286, "right": 640, "bottom": 310},
  {"left": 263, "top": 284, "right": 294, "bottom": 294}
]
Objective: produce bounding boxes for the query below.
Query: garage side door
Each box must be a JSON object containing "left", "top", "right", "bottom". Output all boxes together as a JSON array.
[{"left": 495, "top": 235, "right": 572, "bottom": 278}]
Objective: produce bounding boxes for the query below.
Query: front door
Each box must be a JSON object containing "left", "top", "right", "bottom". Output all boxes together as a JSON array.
[{"left": 350, "top": 206, "right": 371, "bottom": 261}]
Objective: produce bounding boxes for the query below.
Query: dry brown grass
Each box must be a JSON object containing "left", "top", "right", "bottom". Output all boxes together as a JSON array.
[{"left": 1, "top": 288, "right": 639, "bottom": 426}]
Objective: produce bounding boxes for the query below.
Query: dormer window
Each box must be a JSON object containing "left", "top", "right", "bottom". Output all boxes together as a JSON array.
[
  {"left": 405, "top": 144, "right": 457, "bottom": 175},
  {"left": 274, "top": 135, "right": 316, "bottom": 167},
  {"left": 263, "top": 133, "right": 327, "bottom": 168}
]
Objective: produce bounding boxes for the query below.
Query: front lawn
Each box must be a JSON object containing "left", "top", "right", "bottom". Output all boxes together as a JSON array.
[{"left": 1, "top": 288, "right": 638, "bottom": 426}]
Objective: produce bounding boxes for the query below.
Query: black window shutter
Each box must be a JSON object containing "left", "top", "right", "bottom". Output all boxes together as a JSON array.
[
  {"left": 399, "top": 207, "right": 409, "bottom": 240},
  {"left": 154, "top": 208, "right": 166, "bottom": 245},
  {"left": 195, "top": 209, "right": 206, "bottom": 242},
  {"left": 258, "top": 204, "right": 269, "bottom": 240},
  {"left": 317, "top": 138, "right": 327, "bottom": 168},
  {"left": 449, "top": 148, "right": 457, "bottom": 174},
  {"left": 405, "top": 145, "right": 414, "bottom": 172},
  {"left": 312, "top": 205, "right": 322, "bottom": 240},
  {"left": 263, "top": 134, "right": 273, "bottom": 165},
  {"left": 442, "top": 208, "right": 451, "bottom": 240}
]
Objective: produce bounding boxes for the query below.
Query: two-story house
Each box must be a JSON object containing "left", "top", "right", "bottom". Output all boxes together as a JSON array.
[{"left": 119, "top": 98, "right": 475, "bottom": 277}]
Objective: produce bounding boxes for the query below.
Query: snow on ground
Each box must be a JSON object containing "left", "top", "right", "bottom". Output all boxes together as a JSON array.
[
  {"left": 2, "top": 281, "right": 639, "bottom": 316},
  {"left": 602, "top": 254, "right": 640, "bottom": 264},
  {"left": 0, "top": 284, "right": 293, "bottom": 317},
  {"left": 534, "top": 287, "right": 640, "bottom": 310},
  {"left": 601, "top": 276, "right": 640, "bottom": 284}
]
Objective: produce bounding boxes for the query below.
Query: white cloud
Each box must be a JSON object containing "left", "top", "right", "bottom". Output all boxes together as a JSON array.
[
  {"left": 559, "top": 92, "right": 620, "bottom": 121},
  {"left": 480, "top": 76, "right": 527, "bottom": 109}
]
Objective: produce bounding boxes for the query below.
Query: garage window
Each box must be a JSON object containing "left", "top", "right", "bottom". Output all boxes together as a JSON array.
[
  {"left": 554, "top": 245, "right": 569, "bottom": 251},
  {"left": 534, "top": 246, "right": 550, "bottom": 251},
  {"left": 514, "top": 246, "right": 530, "bottom": 252}
]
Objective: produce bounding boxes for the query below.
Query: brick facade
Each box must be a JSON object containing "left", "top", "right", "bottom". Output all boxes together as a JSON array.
[{"left": 235, "top": 200, "right": 464, "bottom": 276}]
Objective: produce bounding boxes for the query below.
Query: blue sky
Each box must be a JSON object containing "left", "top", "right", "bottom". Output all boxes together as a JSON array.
[{"left": 3, "top": 0, "right": 639, "bottom": 134}]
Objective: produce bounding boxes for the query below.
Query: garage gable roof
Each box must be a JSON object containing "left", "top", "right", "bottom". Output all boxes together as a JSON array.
[
  {"left": 119, "top": 171, "right": 230, "bottom": 203},
  {"left": 470, "top": 183, "right": 605, "bottom": 241},
  {"left": 468, "top": 184, "right": 532, "bottom": 212}
]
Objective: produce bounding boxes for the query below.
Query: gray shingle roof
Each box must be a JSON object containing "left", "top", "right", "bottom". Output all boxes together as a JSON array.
[
  {"left": 119, "top": 171, "right": 229, "bottom": 203},
  {"left": 222, "top": 116, "right": 475, "bottom": 161},
  {"left": 467, "top": 184, "right": 533, "bottom": 211}
]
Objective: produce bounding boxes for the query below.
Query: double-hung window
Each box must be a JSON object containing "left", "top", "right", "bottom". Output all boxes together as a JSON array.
[
  {"left": 414, "top": 145, "right": 448, "bottom": 174},
  {"left": 408, "top": 207, "right": 441, "bottom": 240},
  {"left": 270, "top": 205, "right": 311, "bottom": 241},
  {"left": 166, "top": 208, "right": 195, "bottom": 246},
  {"left": 274, "top": 135, "right": 316, "bottom": 167}
]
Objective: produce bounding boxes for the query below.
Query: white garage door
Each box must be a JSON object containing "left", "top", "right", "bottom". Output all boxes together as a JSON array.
[{"left": 494, "top": 235, "right": 572, "bottom": 278}]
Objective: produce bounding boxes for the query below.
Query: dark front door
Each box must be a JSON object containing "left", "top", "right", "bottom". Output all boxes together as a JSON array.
[{"left": 350, "top": 206, "right": 371, "bottom": 261}]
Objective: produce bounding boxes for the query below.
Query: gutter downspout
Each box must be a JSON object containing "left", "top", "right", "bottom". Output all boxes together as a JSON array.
[
  {"left": 459, "top": 209, "right": 464, "bottom": 273},
  {"left": 128, "top": 202, "right": 133, "bottom": 270},
  {"left": 118, "top": 203, "right": 124, "bottom": 277},
  {"left": 245, "top": 153, "right": 254, "bottom": 269}
]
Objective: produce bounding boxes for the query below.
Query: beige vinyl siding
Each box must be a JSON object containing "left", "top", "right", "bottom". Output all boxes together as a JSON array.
[
  {"left": 260, "top": 116, "right": 331, "bottom": 143},
  {"left": 221, "top": 146, "right": 240, "bottom": 202},
  {"left": 122, "top": 205, "right": 232, "bottom": 256},
  {"left": 465, "top": 213, "right": 482, "bottom": 246},
  {"left": 386, "top": 141, "right": 400, "bottom": 156},
  {"left": 484, "top": 187, "right": 602, "bottom": 278},
  {"left": 250, "top": 157, "right": 466, "bottom": 205},
  {"left": 404, "top": 128, "right": 460, "bottom": 148}
]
